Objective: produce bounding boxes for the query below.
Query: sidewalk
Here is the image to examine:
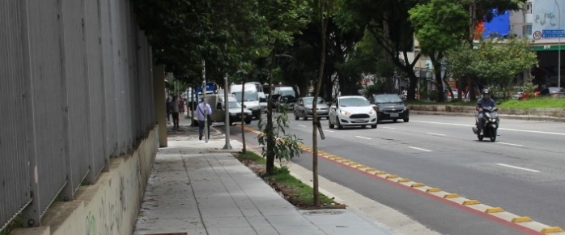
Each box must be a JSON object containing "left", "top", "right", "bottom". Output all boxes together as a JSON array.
[{"left": 133, "top": 118, "right": 396, "bottom": 235}]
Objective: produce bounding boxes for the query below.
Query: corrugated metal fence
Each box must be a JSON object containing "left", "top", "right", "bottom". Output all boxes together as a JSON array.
[{"left": 0, "top": 0, "right": 156, "bottom": 230}]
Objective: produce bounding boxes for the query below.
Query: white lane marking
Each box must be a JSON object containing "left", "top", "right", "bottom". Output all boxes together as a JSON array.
[
  {"left": 497, "top": 142, "right": 523, "bottom": 147},
  {"left": 496, "top": 163, "right": 540, "bottom": 173},
  {"left": 381, "top": 127, "right": 396, "bottom": 130},
  {"left": 426, "top": 132, "right": 446, "bottom": 136},
  {"left": 355, "top": 136, "right": 372, "bottom": 140},
  {"left": 414, "top": 121, "right": 565, "bottom": 136},
  {"left": 298, "top": 124, "right": 308, "bottom": 128},
  {"left": 409, "top": 146, "right": 432, "bottom": 152}
]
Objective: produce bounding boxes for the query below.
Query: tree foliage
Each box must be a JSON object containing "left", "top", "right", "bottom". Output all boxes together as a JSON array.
[
  {"left": 446, "top": 37, "right": 538, "bottom": 90},
  {"left": 409, "top": 0, "right": 469, "bottom": 101}
]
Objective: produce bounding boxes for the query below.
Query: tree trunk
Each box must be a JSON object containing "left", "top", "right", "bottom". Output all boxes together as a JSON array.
[
  {"left": 266, "top": 45, "right": 277, "bottom": 175},
  {"left": 430, "top": 53, "right": 445, "bottom": 102},
  {"left": 312, "top": 0, "right": 330, "bottom": 207},
  {"left": 241, "top": 75, "right": 247, "bottom": 153}
]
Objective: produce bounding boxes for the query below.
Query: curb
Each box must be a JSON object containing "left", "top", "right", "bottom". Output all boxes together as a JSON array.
[{"left": 238, "top": 124, "right": 565, "bottom": 235}]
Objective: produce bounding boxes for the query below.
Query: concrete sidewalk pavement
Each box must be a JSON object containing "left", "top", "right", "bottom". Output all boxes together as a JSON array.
[{"left": 133, "top": 119, "right": 397, "bottom": 235}]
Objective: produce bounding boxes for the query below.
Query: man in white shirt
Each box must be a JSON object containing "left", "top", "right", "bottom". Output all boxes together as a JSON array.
[{"left": 196, "top": 98, "right": 212, "bottom": 140}]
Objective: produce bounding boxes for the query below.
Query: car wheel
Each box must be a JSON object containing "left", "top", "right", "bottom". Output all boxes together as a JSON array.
[
  {"left": 393, "top": 119, "right": 398, "bottom": 123},
  {"left": 254, "top": 113, "right": 261, "bottom": 120},
  {"left": 229, "top": 120, "right": 234, "bottom": 126},
  {"left": 371, "top": 124, "right": 377, "bottom": 129},
  {"left": 294, "top": 111, "right": 299, "bottom": 120},
  {"left": 244, "top": 117, "right": 252, "bottom": 125},
  {"left": 337, "top": 119, "right": 343, "bottom": 129},
  {"left": 329, "top": 119, "right": 334, "bottom": 129},
  {"left": 403, "top": 117, "right": 409, "bottom": 122}
]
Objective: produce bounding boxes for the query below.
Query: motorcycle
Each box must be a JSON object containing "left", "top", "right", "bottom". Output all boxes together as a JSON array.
[{"left": 472, "top": 106, "right": 499, "bottom": 142}]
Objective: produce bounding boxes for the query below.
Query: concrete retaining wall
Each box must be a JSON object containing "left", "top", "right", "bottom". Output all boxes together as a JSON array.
[
  {"left": 11, "top": 126, "right": 159, "bottom": 235},
  {"left": 409, "top": 105, "right": 565, "bottom": 117}
]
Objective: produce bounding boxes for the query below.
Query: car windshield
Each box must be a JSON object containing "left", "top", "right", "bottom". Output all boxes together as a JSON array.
[
  {"left": 303, "top": 97, "right": 325, "bottom": 105},
  {"left": 233, "top": 91, "right": 258, "bottom": 102},
  {"left": 339, "top": 97, "right": 370, "bottom": 107},
  {"left": 228, "top": 101, "right": 241, "bottom": 109},
  {"left": 279, "top": 89, "right": 295, "bottom": 96},
  {"left": 373, "top": 94, "right": 403, "bottom": 103}
]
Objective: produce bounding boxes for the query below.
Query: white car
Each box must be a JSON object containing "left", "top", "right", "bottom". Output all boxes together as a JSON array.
[{"left": 328, "top": 96, "right": 377, "bottom": 129}]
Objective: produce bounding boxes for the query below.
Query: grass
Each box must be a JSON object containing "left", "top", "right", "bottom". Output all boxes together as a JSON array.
[
  {"left": 266, "top": 167, "right": 336, "bottom": 206},
  {"left": 236, "top": 151, "right": 338, "bottom": 207},
  {"left": 0, "top": 214, "right": 22, "bottom": 235},
  {"left": 239, "top": 151, "right": 266, "bottom": 164},
  {"left": 499, "top": 98, "right": 565, "bottom": 109},
  {"left": 407, "top": 100, "right": 474, "bottom": 106}
]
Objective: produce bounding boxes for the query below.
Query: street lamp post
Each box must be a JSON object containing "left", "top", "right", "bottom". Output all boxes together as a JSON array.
[
  {"left": 555, "top": 0, "right": 562, "bottom": 88},
  {"left": 223, "top": 73, "right": 232, "bottom": 150}
]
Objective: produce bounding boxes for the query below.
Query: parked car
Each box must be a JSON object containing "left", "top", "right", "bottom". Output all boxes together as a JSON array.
[
  {"left": 294, "top": 96, "right": 329, "bottom": 120},
  {"left": 540, "top": 87, "right": 565, "bottom": 98},
  {"left": 276, "top": 95, "right": 297, "bottom": 111},
  {"left": 367, "top": 93, "right": 409, "bottom": 123},
  {"left": 328, "top": 96, "right": 377, "bottom": 129}
]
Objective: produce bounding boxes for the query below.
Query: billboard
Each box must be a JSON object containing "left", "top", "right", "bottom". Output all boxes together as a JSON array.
[
  {"left": 532, "top": 0, "right": 565, "bottom": 42},
  {"left": 483, "top": 11, "right": 510, "bottom": 38}
]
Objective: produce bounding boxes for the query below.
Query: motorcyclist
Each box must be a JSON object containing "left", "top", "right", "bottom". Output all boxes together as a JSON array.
[{"left": 476, "top": 89, "right": 496, "bottom": 135}]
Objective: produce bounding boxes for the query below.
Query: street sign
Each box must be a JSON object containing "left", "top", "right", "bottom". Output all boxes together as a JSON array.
[{"left": 542, "top": 29, "right": 565, "bottom": 38}]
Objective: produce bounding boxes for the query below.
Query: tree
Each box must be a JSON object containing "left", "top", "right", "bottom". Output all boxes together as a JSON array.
[
  {"left": 336, "top": 0, "right": 424, "bottom": 100},
  {"left": 409, "top": 0, "right": 469, "bottom": 102},
  {"left": 259, "top": 0, "right": 309, "bottom": 175},
  {"left": 446, "top": 37, "right": 538, "bottom": 96}
]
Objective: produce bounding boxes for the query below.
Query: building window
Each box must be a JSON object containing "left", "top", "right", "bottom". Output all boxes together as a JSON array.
[
  {"left": 526, "top": 3, "right": 532, "bottom": 14},
  {"left": 524, "top": 24, "right": 532, "bottom": 37}
]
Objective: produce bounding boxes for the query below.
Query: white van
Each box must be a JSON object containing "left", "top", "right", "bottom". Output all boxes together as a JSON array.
[
  {"left": 230, "top": 84, "right": 262, "bottom": 119},
  {"left": 200, "top": 94, "right": 252, "bottom": 125}
]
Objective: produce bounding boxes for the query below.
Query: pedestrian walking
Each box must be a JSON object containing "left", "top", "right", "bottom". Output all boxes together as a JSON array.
[
  {"left": 166, "top": 96, "right": 172, "bottom": 124},
  {"left": 196, "top": 98, "right": 212, "bottom": 140},
  {"left": 172, "top": 95, "right": 180, "bottom": 129}
]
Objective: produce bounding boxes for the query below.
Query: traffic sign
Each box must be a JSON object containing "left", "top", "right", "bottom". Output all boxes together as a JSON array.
[{"left": 542, "top": 29, "right": 565, "bottom": 38}]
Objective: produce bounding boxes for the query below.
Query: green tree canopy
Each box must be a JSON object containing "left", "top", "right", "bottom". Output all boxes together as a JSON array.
[{"left": 447, "top": 37, "right": 538, "bottom": 90}]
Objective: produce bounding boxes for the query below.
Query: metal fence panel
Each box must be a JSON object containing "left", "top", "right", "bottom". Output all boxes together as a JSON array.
[
  {"left": 62, "top": 0, "right": 92, "bottom": 193},
  {"left": 85, "top": 0, "right": 107, "bottom": 180},
  {"left": 1, "top": 0, "right": 157, "bottom": 230},
  {"left": 27, "top": 0, "right": 69, "bottom": 215},
  {"left": 0, "top": 0, "right": 33, "bottom": 230},
  {"left": 100, "top": 0, "right": 118, "bottom": 158}
]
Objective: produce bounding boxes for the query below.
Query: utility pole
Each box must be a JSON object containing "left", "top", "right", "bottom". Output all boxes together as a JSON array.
[
  {"left": 555, "top": 0, "right": 562, "bottom": 88},
  {"left": 203, "top": 59, "right": 209, "bottom": 143},
  {"left": 223, "top": 73, "right": 232, "bottom": 149}
]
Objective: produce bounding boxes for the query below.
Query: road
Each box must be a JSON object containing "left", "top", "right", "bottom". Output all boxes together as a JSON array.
[{"left": 225, "top": 113, "right": 565, "bottom": 235}]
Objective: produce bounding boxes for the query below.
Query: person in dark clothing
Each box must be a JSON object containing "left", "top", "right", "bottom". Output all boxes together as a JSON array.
[
  {"left": 166, "top": 96, "right": 172, "bottom": 124},
  {"left": 171, "top": 95, "right": 180, "bottom": 129},
  {"left": 476, "top": 89, "right": 496, "bottom": 135}
]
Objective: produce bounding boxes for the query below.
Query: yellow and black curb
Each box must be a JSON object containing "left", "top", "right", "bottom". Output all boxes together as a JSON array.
[{"left": 237, "top": 124, "right": 564, "bottom": 234}]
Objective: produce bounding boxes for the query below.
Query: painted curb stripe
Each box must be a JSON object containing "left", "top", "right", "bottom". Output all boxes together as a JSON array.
[{"left": 237, "top": 125, "right": 564, "bottom": 235}]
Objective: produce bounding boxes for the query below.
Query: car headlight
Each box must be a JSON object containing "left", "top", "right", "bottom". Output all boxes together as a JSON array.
[
  {"left": 340, "top": 110, "right": 350, "bottom": 116},
  {"left": 369, "top": 109, "right": 375, "bottom": 115}
]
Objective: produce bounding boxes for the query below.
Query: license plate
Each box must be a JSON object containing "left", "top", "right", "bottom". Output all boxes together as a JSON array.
[{"left": 390, "top": 113, "right": 399, "bottom": 118}]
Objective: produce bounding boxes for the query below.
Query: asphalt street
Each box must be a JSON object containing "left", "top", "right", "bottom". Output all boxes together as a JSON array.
[{"left": 226, "top": 113, "right": 565, "bottom": 235}]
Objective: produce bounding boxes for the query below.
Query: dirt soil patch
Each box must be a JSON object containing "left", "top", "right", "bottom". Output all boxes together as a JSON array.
[{"left": 240, "top": 159, "right": 346, "bottom": 210}]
